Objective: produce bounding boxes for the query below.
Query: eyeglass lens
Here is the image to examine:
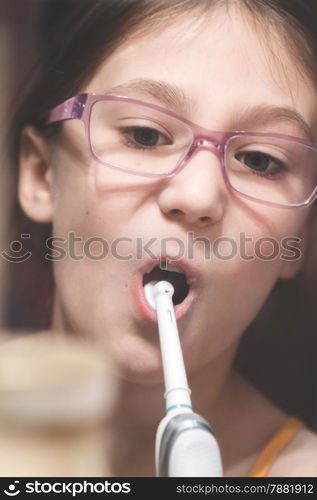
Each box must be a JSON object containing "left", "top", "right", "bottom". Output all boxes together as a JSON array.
[{"left": 90, "top": 100, "right": 317, "bottom": 206}]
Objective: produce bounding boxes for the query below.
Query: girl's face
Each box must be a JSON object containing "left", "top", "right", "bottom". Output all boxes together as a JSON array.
[{"left": 23, "top": 7, "right": 317, "bottom": 382}]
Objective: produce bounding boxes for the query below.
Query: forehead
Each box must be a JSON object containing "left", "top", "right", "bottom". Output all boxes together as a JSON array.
[{"left": 85, "top": 6, "right": 317, "bottom": 134}]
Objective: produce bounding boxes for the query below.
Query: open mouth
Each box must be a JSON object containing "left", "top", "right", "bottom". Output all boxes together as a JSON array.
[{"left": 142, "top": 262, "right": 190, "bottom": 306}]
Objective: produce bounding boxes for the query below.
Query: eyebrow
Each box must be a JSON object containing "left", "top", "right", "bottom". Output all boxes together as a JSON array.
[
  {"left": 235, "top": 104, "right": 314, "bottom": 142},
  {"left": 105, "top": 78, "right": 192, "bottom": 113},
  {"left": 105, "top": 79, "right": 314, "bottom": 141}
]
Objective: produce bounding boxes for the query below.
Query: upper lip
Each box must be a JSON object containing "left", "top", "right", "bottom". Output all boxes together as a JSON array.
[{"left": 138, "top": 254, "right": 202, "bottom": 287}]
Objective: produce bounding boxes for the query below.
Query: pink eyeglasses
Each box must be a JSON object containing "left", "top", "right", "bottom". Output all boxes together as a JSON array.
[{"left": 48, "top": 93, "right": 317, "bottom": 209}]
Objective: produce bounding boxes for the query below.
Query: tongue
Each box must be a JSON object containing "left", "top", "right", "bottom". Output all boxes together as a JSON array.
[{"left": 143, "top": 267, "right": 189, "bottom": 305}]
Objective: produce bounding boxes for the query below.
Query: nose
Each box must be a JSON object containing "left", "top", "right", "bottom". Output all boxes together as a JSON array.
[{"left": 157, "top": 140, "right": 227, "bottom": 229}]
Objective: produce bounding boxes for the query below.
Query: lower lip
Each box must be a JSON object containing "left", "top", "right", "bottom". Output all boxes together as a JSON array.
[{"left": 132, "top": 271, "right": 197, "bottom": 324}]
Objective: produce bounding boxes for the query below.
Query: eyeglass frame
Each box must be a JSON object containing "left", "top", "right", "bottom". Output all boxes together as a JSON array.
[{"left": 47, "top": 93, "right": 317, "bottom": 210}]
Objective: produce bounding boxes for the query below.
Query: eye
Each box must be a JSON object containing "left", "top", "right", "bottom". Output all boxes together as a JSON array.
[
  {"left": 235, "top": 151, "right": 284, "bottom": 174},
  {"left": 121, "top": 126, "right": 171, "bottom": 149},
  {"left": 133, "top": 127, "right": 160, "bottom": 147}
]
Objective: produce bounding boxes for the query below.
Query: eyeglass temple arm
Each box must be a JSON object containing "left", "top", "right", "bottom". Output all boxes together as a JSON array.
[{"left": 47, "top": 94, "right": 88, "bottom": 124}]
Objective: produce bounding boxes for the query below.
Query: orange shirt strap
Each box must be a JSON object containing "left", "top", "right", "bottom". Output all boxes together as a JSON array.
[{"left": 248, "top": 416, "right": 305, "bottom": 477}]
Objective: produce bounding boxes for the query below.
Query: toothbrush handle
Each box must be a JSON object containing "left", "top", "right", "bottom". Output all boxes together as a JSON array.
[
  {"left": 157, "top": 412, "right": 223, "bottom": 477},
  {"left": 154, "top": 284, "right": 191, "bottom": 409}
]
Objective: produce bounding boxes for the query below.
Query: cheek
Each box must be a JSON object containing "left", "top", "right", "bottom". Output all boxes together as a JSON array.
[
  {"left": 50, "top": 156, "right": 140, "bottom": 303},
  {"left": 213, "top": 206, "right": 309, "bottom": 301},
  {"left": 51, "top": 152, "right": 109, "bottom": 241},
  {"left": 51, "top": 144, "right": 155, "bottom": 242},
  {"left": 224, "top": 202, "right": 309, "bottom": 255}
]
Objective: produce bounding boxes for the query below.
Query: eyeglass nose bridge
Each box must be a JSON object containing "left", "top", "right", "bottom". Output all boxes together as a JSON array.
[
  {"left": 194, "top": 136, "right": 222, "bottom": 151},
  {"left": 172, "top": 134, "right": 226, "bottom": 179},
  {"left": 186, "top": 136, "right": 223, "bottom": 162}
]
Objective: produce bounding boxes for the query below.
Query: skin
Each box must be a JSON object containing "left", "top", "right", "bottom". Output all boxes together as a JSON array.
[{"left": 18, "top": 5, "right": 317, "bottom": 476}]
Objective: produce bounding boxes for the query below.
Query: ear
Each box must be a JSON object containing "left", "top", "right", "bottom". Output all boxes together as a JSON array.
[
  {"left": 278, "top": 221, "right": 310, "bottom": 280},
  {"left": 18, "top": 125, "right": 54, "bottom": 223}
]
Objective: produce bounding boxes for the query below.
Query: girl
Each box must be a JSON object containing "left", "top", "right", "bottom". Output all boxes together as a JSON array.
[{"left": 7, "top": 0, "right": 317, "bottom": 476}]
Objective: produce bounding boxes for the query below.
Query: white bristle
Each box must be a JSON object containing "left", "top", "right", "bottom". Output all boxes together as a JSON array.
[{"left": 144, "top": 280, "right": 158, "bottom": 310}]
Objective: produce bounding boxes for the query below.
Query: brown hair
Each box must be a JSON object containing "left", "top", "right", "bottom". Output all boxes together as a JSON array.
[{"left": 6, "top": 0, "right": 317, "bottom": 428}]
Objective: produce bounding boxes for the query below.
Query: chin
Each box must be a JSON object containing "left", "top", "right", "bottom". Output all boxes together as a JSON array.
[
  {"left": 109, "top": 334, "right": 166, "bottom": 384},
  {"left": 57, "top": 305, "right": 168, "bottom": 383}
]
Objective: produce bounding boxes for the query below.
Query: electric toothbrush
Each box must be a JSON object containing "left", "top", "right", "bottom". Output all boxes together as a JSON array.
[{"left": 144, "top": 280, "right": 223, "bottom": 477}]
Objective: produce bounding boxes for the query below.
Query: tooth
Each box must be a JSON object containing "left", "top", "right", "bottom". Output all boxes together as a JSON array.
[{"left": 159, "top": 263, "right": 185, "bottom": 274}]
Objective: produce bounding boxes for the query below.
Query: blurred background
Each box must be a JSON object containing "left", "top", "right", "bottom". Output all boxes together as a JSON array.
[
  {"left": 0, "top": 0, "right": 41, "bottom": 329},
  {"left": 0, "top": 3, "right": 115, "bottom": 477},
  {"left": 0, "top": 0, "right": 316, "bottom": 434}
]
